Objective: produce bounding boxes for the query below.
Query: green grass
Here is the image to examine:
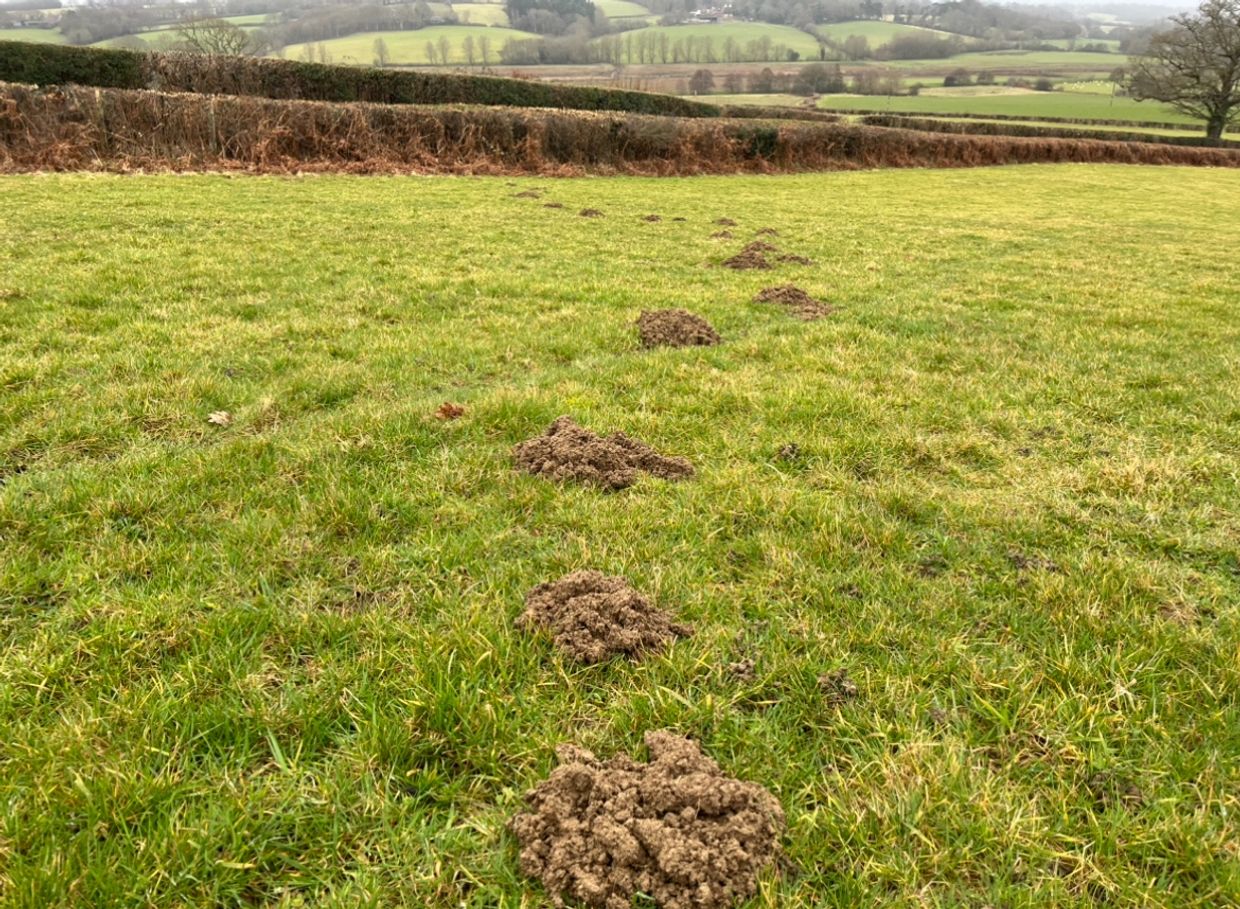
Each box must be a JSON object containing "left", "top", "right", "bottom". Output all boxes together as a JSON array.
[
  {"left": 818, "top": 89, "right": 1198, "bottom": 125},
  {"left": 0, "top": 27, "right": 63, "bottom": 44},
  {"left": 2, "top": 167, "right": 1239, "bottom": 908},
  {"left": 599, "top": 21, "right": 824, "bottom": 59},
  {"left": 885, "top": 49, "right": 1132, "bottom": 70},
  {"left": 278, "top": 25, "right": 536, "bottom": 64},
  {"left": 594, "top": 0, "right": 651, "bottom": 18},
  {"left": 814, "top": 19, "right": 960, "bottom": 47},
  {"left": 451, "top": 2, "right": 512, "bottom": 27}
]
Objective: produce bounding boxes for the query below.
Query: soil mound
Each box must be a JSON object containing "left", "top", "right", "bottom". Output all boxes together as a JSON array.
[
  {"left": 714, "top": 218, "right": 738, "bottom": 226},
  {"left": 435, "top": 402, "right": 464, "bottom": 420},
  {"left": 642, "top": 214, "right": 662, "bottom": 222},
  {"left": 710, "top": 230, "right": 734, "bottom": 240},
  {"left": 513, "top": 190, "right": 542, "bottom": 198},
  {"left": 511, "top": 730, "right": 785, "bottom": 909},
  {"left": 544, "top": 202, "right": 565, "bottom": 209},
  {"left": 777, "top": 254, "right": 814, "bottom": 265},
  {"left": 637, "top": 309, "right": 721, "bottom": 349},
  {"left": 580, "top": 208, "right": 604, "bottom": 218},
  {"left": 754, "top": 285, "right": 832, "bottom": 320},
  {"left": 513, "top": 416, "right": 694, "bottom": 490},
  {"left": 723, "top": 242, "right": 774, "bottom": 270},
  {"left": 755, "top": 227, "right": 780, "bottom": 236},
  {"left": 517, "top": 570, "right": 692, "bottom": 663}
]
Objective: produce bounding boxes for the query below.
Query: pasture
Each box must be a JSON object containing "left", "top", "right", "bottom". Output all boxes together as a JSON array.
[
  {"left": 596, "top": 21, "right": 824, "bottom": 60},
  {"left": 817, "top": 89, "right": 1195, "bottom": 125},
  {"left": 814, "top": 19, "right": 960, "bottom": 46},
  {"left": 2, "top": 166, "right": 1238, "bottom": 907},
  {"left": 594, "top": 0, "right": 652, "bottom": 18},
  {"left": 278, "top": 24, "right": 535, "bottom": 64},
  {"left": 0, "top": 27, "right": 62, "bottom": 44}
]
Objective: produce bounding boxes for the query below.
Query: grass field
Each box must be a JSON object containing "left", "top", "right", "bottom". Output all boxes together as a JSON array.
[
  {"left": 451, "top": 2, "right": 512, "bottom": 27},
  {"left": 0, "top": 27, "right": 63, "bottom": 44},
  {"left": 817, "top": 89, "right": 1195, "bottom": 125},
  {"left": 2, "top": 166, "right": 1238, "bottom": 907},
  {"left": 279, "top": 25, "right": 536, "bottom": 64},
  {"left": 594, "top": 0, "right": 652, "bottom": 18},
  {"left": 814, "top": 19, "right": 960, "bottom": 47},
  {"left": 600, "top": 21, "right": 824, "bottom": 59},
  {"left": 885, "top": 49, "right": 1131, "bottom": 70}
]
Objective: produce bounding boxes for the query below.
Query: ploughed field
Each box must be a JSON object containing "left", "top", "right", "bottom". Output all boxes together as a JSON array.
[{"left": 1, "top": 166, "right": 1238, "bottom": 907}]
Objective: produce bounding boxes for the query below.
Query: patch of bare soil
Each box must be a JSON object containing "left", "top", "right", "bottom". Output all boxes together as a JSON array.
[
  {"left": 755, "top": 227, "right": 779, "bottom": 236},
  {"left": 710, "top": 230, "right": 734, "bottom": 240},
  {"left": 513, "top": 416, "right": 693, "bottom": 490},
  {"left": 510, "top": 730, "right": 785, "bottom": 909},
  {"left": 514, "top": 190, "right": 542, "bottom": 198},
  {"left": 753, "top": 285, "right": 832, "bottom": 320},
  {"left": 777, "top": 254, "right": 814, "bottom": 265},
  {"left": 637, "top": 309, "right": 721, "bottom": 349},
  {"left": 672, "top": 217, "right": 687, "bottom": 222},
  {"left": 714, "top": 218, "right": 738, "bottom": 226},
  {"left": 817, "top": 669, "right": 858, "bottom": 705},
  {"left": 723, "top": 242, "right": 774, "bottom": 270},
  {"left": 517, "top": 570, "right": 691, "bottom": 664},
  {"left": 642, "top": 214, "right": 662, "bottom": 222},
  {"left": 435, "top": 402, "right": 464, "bottom": 420},
  {"left": 544, "top": 202, "right": 565, "bottom": 209},
  {"left": 580, "top": 208, "right": 604, "bottom": 218}
]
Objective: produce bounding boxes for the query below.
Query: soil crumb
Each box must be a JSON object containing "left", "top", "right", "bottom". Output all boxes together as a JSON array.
[
  {"left": 723, "top": 242, "right": 774, "bottom": 270},
  {"left": 514, "top": 190, "right": 542, "bottom": 198},
  {"left": 728, "top": 658, "right": 756, "bottom": 681},
  {"left": 517, "top": 570, "right": 691, "bottom": 663},
  {"left": 642, "top": 214, "right": 662, "bottom": 222},
  {"left": 755, "top": 227, "right": 780, "bottom": 236},
  {"left": 513, "top": 416, "right": 694, "bottom": 490},
  {"left": 777, "top": 254, "right": 814, "bottom": 266},
  {"left": 435, "top": 402, "right": 465, "bottom": 420},
  {"left": 636, "top": 309, "right": 721, "bottom": 349},
  {"left": 510, "top": 730, "right": 785, "bottom": 909},
  {"left": 753, "top": 285, "right": 832, "bottom": 320},
  {"left": 710, "top": 230, "right": 734, "bottom": 240},
  {"left": 818, "top": 669, "right": 859, "bottom": 705},
  {"left": 544, "top": 202, "right": 565, "bottom": 209},
  {"left": 775, "top": 442, "right": 802, "bottom": 463},
  {"left": 714, "top": 217, "right": 738, "bottom": 226},
  {"left": 580, "top": 208, "right": 605, "bottom": 218}
]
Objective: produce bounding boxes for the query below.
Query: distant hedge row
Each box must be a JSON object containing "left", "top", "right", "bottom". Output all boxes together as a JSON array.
[
  {"left": 0, "top": 40, "right": 720, "bottom": 118},
  {"left": 859, "top": 114, "right": 1240, "bottom": 149},
  {"left": 822, "top": 105, "right": 1191, "bottom": 132}
]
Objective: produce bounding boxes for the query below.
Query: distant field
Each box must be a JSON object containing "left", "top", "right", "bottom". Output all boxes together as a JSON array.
[
  {"left": 1044, "top": 37, "right": 1121, "bottom": 51},
  {"left": 597, "top": 21, "right": 824, "bottom": 60},
  {"left": 0, "top": 27, "right": 63, "bottom": 44},
  {"left": 279, "top": 25, "right": 537, "bottom": 65},
  {"left": 595, "top": 0, "right": 651, "bottom": 18},
  {"left": 450, "top": 3, "right": 511, "bottom": 27},
  {"left": 815, "top": 19, "right": 960, "bottom": 47},
  {"left": 886, "top": 49, "right": 1131, "bottom": 70},
  {"left": 817, "top": 89, "right": 1193, "bottom": 125}
]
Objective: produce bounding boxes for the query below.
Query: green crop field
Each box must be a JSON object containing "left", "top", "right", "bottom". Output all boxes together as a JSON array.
[
  {"left": 0, "top": 27, "right": 63, "bottom": 44},
  {"left": 451, "top": 2, "right": 512, "bottom": 27},
  {"left": 814, "top": 19, "right": 961, "bottom": 47},
  {"left": 2, "top": 166, "right": 1238, "bottom": 907},
  {"left": 595, "top": 0, "right": 652, "bottom": 18},
  {"left": 886, "top": 49, "right": 1132, "bottom": 70},
  {"left": 600, "top": 21, "right": 824, "bottom": 59},
  {"left": 817, "top": 89, "right": 1197, "bottom": 125},
  {"left": 278, "top": 25, "right": 536, "bottom": 64}
]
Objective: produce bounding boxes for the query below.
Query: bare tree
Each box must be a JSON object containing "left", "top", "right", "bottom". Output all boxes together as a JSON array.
[
  {"left": 1129, "top": 0, "right": 1240, "bottom": 141},
  {"left": 479, "top": 34, "right": 491, "bottom": 65},
  {"left": 463, "top": 34, "right": 476, "bottom": 65},
  {"left": 688, "top": 68, "right": 715, "bottom": 95},
  {"left": 373, "top": 36, "right": 390, "bottom": 67},
  {"left": 425, "top": 40, "right": 437, "bottom": 64},
  {"left": 176, "top": 16, "right": 255, "bottom": 56},
  {"left": 437, "top": 35, "right": 451, "bottom": 65}
]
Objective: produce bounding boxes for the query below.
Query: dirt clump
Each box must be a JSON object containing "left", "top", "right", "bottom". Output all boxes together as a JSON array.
[
  {"left": 510, "top": 730, "right": 785, "bottom": 909},
  {"left": 728, "top": 658, "right": 756, "bottom": 681},
  {"left": 513, "top": 416, "right": 694, "bottom": 490},
  {"left": 517, "top": 570, "right": 691, "bottom": 664},
  {"left": 818, "top": 669, "right": 859, "bottom": 705},
  {"left": 777, "top": 254, "right": 814, "bottom": 265},
  {"left": 672, "top": 217, "right": 687, "bottom": 222},
  {"left": 753, "top": 285, "right": 832, "bottom": 320},
  {"left": 580, "top": 208, "right": 604, "bottom": 218},
  {"left": 642, "top": 214, "right": 662, "bottom": 222},
  {"left": 544, "top": 202, "right": 565, "bottom": 209},
  {"left": 435, "top": 402, "right": 465, "bottom": 420},
  {"left": 755, "top": 227, "right": 780, "bottom": 236},
  {"left": 513, "top": 190, "right": 542, "bottom": 198},
  {"left": 714, "top": 217, "right": 738, "bottom": 226},
  {"left": 636, "top": 309, "right": 721, "bottom": 349},
  {"left": 723, "top": 242, "right": 774, "bottom": 270},
  {"left": 710, "top": 230, "right": 734, "bottom": 240}
]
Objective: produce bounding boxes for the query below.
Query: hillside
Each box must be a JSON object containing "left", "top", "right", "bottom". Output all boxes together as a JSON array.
[
  {"left": 814, "top": 19, "right": 962, "bottom": 46},
  {"left": 278, "top": 25, "right": 538, "bottom": 65}
]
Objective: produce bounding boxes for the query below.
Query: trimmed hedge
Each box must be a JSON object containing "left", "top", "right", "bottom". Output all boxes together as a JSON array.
[
  {"left": 821, "top": 105, "right": 1193, "bottom": 132},
  {"left": 859, "top": 114, "right": 1240, "bottom": 149},
  {"left": 0, "top": 40, "right": 720, "bottom": 118}
]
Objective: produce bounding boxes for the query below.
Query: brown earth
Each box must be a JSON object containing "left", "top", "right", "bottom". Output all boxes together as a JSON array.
[
  {"left": 510, "top": 730, "right": 785, "bottom": 909},
  {"left": 818, "top": 669, "right": 859, "bottom": 705},
  {"left": 755, "top": 227, "right": 780, "bottom": 236},
  {"left": 714, "top": 218, "right": 738, "bottom": 226},
  {"left": 513, "top": 189, "right": 542, "bottom": 198},
  {"left": 754, "top": 285, "right": 832, "bottom": 320},
  {"left": 517, "top": 570, "right": 692, "bottom": 664},
  {"left": 513, "top": 416, "right": 694, "bottom": 490},
  {"left": 642, "top": 214, "right": 662, "bottom": 222},
  {"left": 710, "top": 230, "right": 734, "bottom": 239},
  {"left": 435, "top": 402, "right": 465, "bottom": 420},
  {"left": 581, "top": 208, "right": 604, "bottom": 217},
  {"left": 636, "top": 309, "right": 721, "bottom": 349},
  {"left": 723, "top": 242, "right": 774, "bottom": 270},
  {"left": 777, "top": 254, "right": 814, "bottom": 265},
  {"left": 544, "top": 201, "right": 565, "bottom": 208}
]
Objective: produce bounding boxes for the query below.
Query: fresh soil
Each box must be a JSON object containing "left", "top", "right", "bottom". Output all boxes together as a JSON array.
[
  {"left": 580, "top": 208, "right": 604, "bottom": 218},
  {"left": 722, "top": 242, "right": 774, "bottom": 270},
  {"left": 517, "top": 570, "right": 691, "bottom": 664},
  {"left": 636, "top": 309, "right": 721, "bottom": 349},
  {"left": 435, "top": 402, "right": 464, "bottom": 420},
  {"left": 510, "top": 730, "right": 785, "bottom": 909},
  {"left": 818, "top": 669, "right": 859, "bottom": 705},
  {"left": 755, "top": 227, "right": 780, "bottom": 236},
  {"left": 513, "top": 190, "right": 542, "bottom": 198},
  {"left": 753, "top": 285, "right": 833, "bottom": 320},
  {"left": 777, "top": 254, "right": 814, "bottom": 265},
  {"left": 714, "top": 218, "right": 738, "bottom": 226},
  {"left": 745, "top": 240, "right": 779, "bottom": 253},
  {"left": 544, "top": 202, "right": 565, "bottom": 209},
  {"left": 710, "top": 230, "right": 734, "bottom": 240},
  {"left": 513, "top": 416, "right": 694, "bottom": 490},
  {"left": 642, "top": 214, "right": 662, "bottom": 222}
]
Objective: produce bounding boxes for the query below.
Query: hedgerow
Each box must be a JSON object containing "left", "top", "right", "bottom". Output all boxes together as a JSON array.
[{"left": 859, "top": 114, "right": 1240, "bottom": 148}]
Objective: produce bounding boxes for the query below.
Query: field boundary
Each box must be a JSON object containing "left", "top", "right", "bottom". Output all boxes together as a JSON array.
[
  {"left": 2, "top": 81, "right": 1236, "bottom": 176},
  {"left": 858, "top": 114, "right": 1240, "bottom": 148},
  {"left": 820, "top": 105, "right": 1193, "bottom": 131}
]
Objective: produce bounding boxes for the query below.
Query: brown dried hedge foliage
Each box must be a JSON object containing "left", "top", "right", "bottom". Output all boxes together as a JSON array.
[
  {"left": 1, "top": 82, "right": 1235, "bottom": 176},
  {"left": 859, "top": 114, "right": 1240, "bottom": 149}
]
